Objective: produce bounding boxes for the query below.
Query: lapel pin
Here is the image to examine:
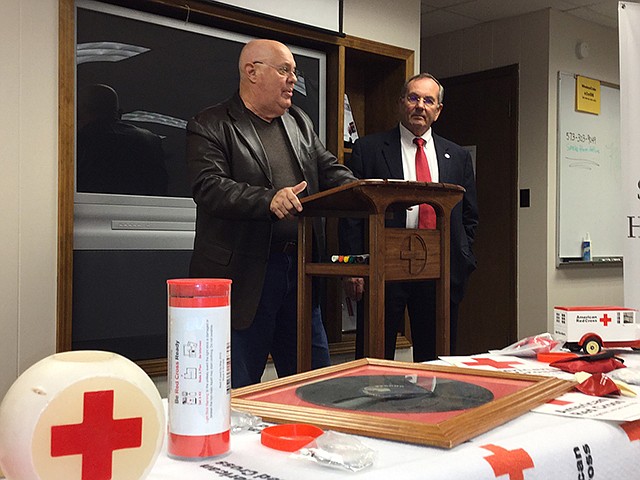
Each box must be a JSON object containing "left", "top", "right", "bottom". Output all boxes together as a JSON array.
[{"left": 445, "top": 153, "right": 451, "bottom": 159}]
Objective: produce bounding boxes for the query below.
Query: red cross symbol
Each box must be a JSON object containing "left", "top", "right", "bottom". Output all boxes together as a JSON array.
[
  {"left": 462, "top": 357, "right": 523, "bottom": 369},
  {"left": 482, "top": 444, "right": 534, "bottom": 480},
  {"left": 621, "top": 419, "right": 640, "bottom": 442},
  {"left": 51, "top": 390, "right": 143, "bottom": 480},
  {"left": 600, "top": 314, "right": 612, "bottom": 326}
]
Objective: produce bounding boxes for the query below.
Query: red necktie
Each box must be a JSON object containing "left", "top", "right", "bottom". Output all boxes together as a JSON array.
[{"left": 413, "top": 137, "right": 436, "bottom": 229}]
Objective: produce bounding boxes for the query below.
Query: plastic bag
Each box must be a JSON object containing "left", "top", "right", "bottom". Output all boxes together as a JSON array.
[
  {"left": 489, "top": 333, "right": 560, "bottom": 357},
  {"left": 231, "top": 408, "right": 264, "bottom": 433},
  {"left": 292, "top": 430, "right": 376, "bottom": 472},
  {"left": 610, "top": 367, "right": 640, "bottom": 386}
]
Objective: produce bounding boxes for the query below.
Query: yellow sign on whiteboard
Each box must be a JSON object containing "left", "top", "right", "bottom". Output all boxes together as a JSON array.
[{"left": 575, "top": 75, "right": 601, "bottom": 114}]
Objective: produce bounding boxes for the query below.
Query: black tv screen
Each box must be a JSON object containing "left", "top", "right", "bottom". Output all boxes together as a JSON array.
[
  {"left": 72, "top": 1, "right": 327, "bottom": 360},
  {"left": 76, "top": 0, "right": 326, "bottom": 203}
]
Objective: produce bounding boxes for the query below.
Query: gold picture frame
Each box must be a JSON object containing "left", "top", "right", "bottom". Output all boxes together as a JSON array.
[{"left": 231, "top": 358, "right": 574, "bottom": 448}]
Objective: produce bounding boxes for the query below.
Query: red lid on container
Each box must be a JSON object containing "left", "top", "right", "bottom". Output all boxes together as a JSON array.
[
  {"left": 167, "top": 278, "right": 232, "bottom": 307},
  {"left": 260, "top": 424, "right": 324, "bottom": 452}
]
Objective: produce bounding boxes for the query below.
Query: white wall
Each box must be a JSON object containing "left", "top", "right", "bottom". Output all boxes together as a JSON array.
[
  {"left": 1, "top": 0, "right": 59, "bottom": 397},
  {"left": 343, "top": 0, "right": 421, "bottom": 73},
  {"left": 421, "top": 8, "right": 623, "bottom": 339},
  {"left": 547, "top": 10, "right": 622, "bottom": 315},
  {"left": 0, "top": 0, "right": 421, "bottom": 399}
]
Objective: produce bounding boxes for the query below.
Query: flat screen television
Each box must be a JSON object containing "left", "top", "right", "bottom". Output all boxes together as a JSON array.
[
  {"left": 72, "top": 0, "right": 328, "bottom": 360},
  {"left": 74, "top": 0, "right": 327, "bottom": 251}
]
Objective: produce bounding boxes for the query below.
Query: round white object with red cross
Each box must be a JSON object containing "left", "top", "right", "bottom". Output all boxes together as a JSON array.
[{"left": 0, "top": 350, "right": 165, "bottom": 480}]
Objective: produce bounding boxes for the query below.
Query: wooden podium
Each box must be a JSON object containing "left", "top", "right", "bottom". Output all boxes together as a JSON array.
[{"left": 296, "top": 179, "right": 464, "bottom": 372}]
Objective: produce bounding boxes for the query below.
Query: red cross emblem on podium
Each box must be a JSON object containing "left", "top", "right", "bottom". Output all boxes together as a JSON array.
[
  {"left": 481, "top": 443, "right": 535, "bottom": 480},
  {"left": 51, "top": 390, "right": 143, "bottom": 480},
  {"left": 400, "top": 233, "right": 428, "bottom": 275},
  {"left": 599, "top": 313, "right": 612, "bottom": 326}
]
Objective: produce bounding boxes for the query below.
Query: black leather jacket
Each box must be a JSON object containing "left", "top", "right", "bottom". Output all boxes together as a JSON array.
[{"left": 186, "top": 92, "right": 355, "bottom": 329}]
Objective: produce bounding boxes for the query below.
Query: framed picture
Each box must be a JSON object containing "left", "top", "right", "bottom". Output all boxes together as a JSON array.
[{"left": 231, "top": 358, "right": 574, "bottom": 448}]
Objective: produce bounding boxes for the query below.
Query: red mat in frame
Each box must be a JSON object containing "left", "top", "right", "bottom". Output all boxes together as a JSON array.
[{"left": 232, "top": 358, "right": 575, "bottom": 448}]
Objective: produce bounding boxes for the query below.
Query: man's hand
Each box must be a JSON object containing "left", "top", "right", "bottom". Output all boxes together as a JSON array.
[
  {"left": 343, "top": 277, "right": 365, "bottom": 301},
  {"left": 270, "top": 181, "right": 307, "bottom": 220}
]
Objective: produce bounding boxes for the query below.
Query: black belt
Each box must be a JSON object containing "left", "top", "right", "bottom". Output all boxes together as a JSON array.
[{"left": 271, "top": 241, "right": 298, "bottom": 255}]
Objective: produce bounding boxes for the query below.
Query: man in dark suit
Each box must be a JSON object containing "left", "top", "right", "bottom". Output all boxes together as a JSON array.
[
  {"left": 340, "top": 72, "right": 478, "bottom": 362},
  {"left": 186, "top": 39, "right": 356, "bottom": 388}
]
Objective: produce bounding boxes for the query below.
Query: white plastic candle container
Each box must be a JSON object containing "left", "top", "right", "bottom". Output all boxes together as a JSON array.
[{"left": 0, "top": 350, "right": 165, "bottom": 480}]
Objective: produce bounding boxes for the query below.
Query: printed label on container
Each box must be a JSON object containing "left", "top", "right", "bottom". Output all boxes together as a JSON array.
[{"left": 168, "top": 305, "right": 231, "bottom": 436}]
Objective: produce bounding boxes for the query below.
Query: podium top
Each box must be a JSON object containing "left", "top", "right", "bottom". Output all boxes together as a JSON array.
[{"left": 300, "top": 179, "right": 464, "bottom": 216}]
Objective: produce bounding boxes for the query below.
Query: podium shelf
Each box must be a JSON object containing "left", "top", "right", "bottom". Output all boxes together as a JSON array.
[{"left": 304, "top": 263, "right": 370, "bottom": 277}]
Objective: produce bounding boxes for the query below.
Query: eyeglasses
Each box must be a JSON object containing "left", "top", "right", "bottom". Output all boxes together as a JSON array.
[
  {"left": 253, "top": 61, "right": 301, "bottom": 78},
  {"left": 405, "top": 93, "right": 439, "bottom": 107}
]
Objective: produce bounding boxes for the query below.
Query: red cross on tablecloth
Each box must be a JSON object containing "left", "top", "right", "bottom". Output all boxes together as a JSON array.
[
  {"left": 462, "top": 357, "right": 524, "bottom": 369},
  {"left": 481, "top": 444, "right": 535, "bottom": 480},
  {"left": 51, "top": 389, "right": 143, "bottom": 480},
  {"left": 621, "top": 419, "right": 640, "bottom": 442},
  {"left": 600, "top": 313, "right": 612, "bottom": 326}
]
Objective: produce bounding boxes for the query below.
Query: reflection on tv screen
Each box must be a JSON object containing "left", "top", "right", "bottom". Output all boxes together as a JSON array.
[{"left": 76, "top": 4, "right": 323, "bottom": 199}]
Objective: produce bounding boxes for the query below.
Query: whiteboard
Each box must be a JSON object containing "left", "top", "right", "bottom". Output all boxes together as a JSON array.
[{"left": 557, "top": 72, "right": 623, "bottom": 262}]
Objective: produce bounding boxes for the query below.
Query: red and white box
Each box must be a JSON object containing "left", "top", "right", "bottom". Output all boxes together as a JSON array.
[{"left": 554, "top": 305, "right": 639, "bottom": 354}]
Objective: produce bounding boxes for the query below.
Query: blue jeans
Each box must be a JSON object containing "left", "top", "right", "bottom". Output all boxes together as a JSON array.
[{"left": 231, "top": 252, "right": 330, "bottom": 388}]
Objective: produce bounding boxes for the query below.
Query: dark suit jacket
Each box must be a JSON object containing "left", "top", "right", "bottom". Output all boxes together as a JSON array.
[
  {"left": 186, "top": 92, "right": 356, "bottom": 329},
  {"left": 340, "top": 126, "right": 478, "bottom": 303}
]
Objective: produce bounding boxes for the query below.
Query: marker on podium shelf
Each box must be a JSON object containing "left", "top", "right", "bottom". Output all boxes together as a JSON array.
[{"left": 581, "top": 233, "right": 591, "bottom": 261}]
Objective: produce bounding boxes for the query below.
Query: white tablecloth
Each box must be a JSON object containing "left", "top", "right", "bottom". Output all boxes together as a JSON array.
[{"left": 148, "top": 353, "right": 640, "bottom": 480}]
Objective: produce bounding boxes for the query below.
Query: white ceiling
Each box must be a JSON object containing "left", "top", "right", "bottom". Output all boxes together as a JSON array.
[{"left": 420, "top": 0, "right": 638, "bottom": 36}]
